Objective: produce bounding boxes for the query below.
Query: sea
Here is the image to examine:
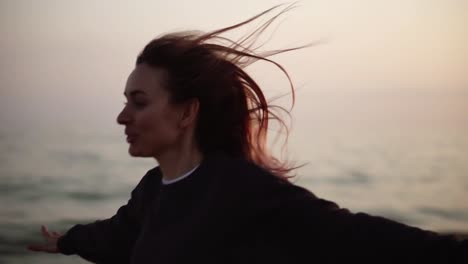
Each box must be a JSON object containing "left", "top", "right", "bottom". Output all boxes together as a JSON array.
[{"left": 1, "top": 124, "right": 467, "bottom": 264}]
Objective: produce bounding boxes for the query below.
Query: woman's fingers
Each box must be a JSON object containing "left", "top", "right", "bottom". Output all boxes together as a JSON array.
[
  {"left": 27, "top": 244, "right": 58, "bottom": 253},
  {"left": 27, "top": 225, "right": 60, "bottom": 253},
  {"left": 27, "top": 244, "right": 46, "bottom": 251},
  {"left": 41, "top": 225, "right": 61, "bottom": 238},
  {"left": 41, "top": 225, "right": 50, "bottom": 237}
]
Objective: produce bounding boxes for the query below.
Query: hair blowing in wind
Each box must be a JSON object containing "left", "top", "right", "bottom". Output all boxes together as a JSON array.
[{"left": 136, "top": 3, "right": 315, "bottom": 178}]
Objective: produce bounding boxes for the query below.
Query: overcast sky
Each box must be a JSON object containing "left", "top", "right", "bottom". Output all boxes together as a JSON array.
[{"left": 1, "top": 0, "right": 467, "bottom": 133}]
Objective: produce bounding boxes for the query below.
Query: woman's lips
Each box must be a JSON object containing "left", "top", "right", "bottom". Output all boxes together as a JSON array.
[{"left": 126, "top": 135, "right": 137, "bottom": 143}]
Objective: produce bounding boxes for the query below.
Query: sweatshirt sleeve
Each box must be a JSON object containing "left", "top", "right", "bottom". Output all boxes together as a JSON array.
[
  {"left": 260, "top": 181, "right": 468, "bottom": 263},
  {"left": 231, "top": 161, "right": 468, "bottom": 263},
  {"left": 56, "top": 170, "right": 156, "bottom": 264}
]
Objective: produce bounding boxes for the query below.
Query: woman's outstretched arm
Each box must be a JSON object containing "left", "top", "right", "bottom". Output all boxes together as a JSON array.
[
  {"left": 232, "top": 162, "right": 468, "bottom": 263},
  {"left": 261, "top": 182, "right": 468, "bottom": 263},
  {"left": 27, "top": 169, "right": 157, "bottom": 264}
]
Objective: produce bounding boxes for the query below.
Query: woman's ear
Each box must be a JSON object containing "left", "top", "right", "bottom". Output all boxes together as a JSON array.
[{"left": 179, "top": 98, "right": 200, "bottom": 128}]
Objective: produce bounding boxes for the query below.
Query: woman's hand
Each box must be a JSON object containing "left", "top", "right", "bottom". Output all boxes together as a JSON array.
[{"left": 27, "top": 225, "right": 62, "bottom": 253}]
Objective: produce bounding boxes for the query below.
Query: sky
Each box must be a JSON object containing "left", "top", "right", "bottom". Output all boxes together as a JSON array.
[{"left": 0, "top": 0, "right": 467, "bottom": 133}]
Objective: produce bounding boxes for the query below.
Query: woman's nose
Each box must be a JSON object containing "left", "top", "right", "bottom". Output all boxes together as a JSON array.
[{"left": 117, "top": 107, "right": 131, "bottom": 125}]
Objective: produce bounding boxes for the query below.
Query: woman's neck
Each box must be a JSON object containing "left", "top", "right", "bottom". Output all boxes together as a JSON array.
[{"left": 156, "top": 145, "right": 204, "bottom": 182}]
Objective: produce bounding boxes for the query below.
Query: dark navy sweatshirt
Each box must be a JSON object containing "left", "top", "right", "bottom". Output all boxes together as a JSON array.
[{"left": 57, "top": 154, "right": 468, "bottom": 263}]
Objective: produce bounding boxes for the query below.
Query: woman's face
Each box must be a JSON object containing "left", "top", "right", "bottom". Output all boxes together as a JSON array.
[{"left": 117, "top": 64, "right": 184, "bottom": 157}]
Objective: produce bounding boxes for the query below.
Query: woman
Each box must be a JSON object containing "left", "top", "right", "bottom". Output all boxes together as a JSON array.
[{"left": 27, "top": 4, "right": 467, "bottom": 264}]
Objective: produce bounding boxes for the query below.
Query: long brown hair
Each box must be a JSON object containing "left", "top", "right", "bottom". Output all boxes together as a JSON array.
[{"left": 136, "top": 3, "right": 312, "bottom": 179}]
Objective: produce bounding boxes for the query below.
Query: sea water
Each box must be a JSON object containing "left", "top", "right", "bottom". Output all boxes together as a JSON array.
[{"left": 1, "top": 125, "right": 467, "bottom": 263}]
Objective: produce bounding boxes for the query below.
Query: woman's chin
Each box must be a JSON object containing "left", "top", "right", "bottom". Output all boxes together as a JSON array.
[{"left": 128, "top": 146, "right": 151, "bottom": 157}]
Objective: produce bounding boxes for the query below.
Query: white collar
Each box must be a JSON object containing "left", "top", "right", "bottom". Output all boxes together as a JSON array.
[{"left": 161, "top": 164, "right": 200, "bottom": 185}]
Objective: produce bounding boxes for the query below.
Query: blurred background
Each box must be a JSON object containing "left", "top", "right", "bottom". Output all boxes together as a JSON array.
[{"left": 1, "top": 0, "right": 467, "bottom": 263}]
